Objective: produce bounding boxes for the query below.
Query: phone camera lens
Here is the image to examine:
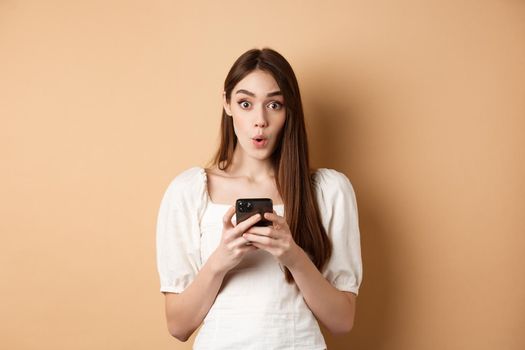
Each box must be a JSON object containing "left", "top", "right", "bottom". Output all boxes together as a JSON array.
[
  {"left": 238, "top": 201, "right": 246, "bottom": 212},
  {"left": 238, "top": 201, "right": 253, "bottom": 212}
]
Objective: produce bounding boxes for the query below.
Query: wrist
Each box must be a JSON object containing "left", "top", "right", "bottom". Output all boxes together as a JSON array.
[
  {"left": 284, "top": 244, "right": 308, "bottom": 271},
  {"left": 206, "top": 251, "right": 228, "bottom": 278}
]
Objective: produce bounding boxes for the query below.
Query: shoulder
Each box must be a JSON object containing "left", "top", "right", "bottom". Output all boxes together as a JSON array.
[
  {"left": 311, "top": 168, "right": 357, "bottom": 213},
  {"left": 163, "top": 166, "right": 206, "bottom": 199},
  {"left": 312, "top": 168, "right": 355, "bottom": 193},
  {"left": 169, "top": 166, "right": 205, "bottom": 184}
]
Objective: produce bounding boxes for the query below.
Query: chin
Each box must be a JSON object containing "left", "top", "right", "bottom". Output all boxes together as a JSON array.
[{"left": 249, "top": 152, "right": 271, "bottom": 160}]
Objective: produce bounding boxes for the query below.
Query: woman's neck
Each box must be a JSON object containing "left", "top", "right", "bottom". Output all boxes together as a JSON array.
[{"left": 226, "top": 147, "right": 275, "bottom": 182}]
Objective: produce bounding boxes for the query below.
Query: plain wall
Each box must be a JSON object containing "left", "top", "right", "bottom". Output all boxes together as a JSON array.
[{"left": 1, "top": 0, "right": 524, "bottom": 349}]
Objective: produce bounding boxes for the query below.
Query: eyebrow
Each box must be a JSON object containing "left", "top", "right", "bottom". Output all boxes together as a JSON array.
[{"left": 235, "top": 89, "right": 282, "bottom": 97}]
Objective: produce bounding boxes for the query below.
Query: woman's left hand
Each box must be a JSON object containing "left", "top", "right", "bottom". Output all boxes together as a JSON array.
[{"left": 242, "top": 211, "right": 302, "bottom": 268}]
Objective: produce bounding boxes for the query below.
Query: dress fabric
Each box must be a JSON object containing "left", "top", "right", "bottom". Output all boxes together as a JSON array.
[{"left": 156, "top": 166, "right": 363, "bottom": 349}]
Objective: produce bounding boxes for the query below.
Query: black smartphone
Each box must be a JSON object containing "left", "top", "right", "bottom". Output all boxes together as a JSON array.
[{"left": 235, "top": 198, "right": 273, "bottom": 227}]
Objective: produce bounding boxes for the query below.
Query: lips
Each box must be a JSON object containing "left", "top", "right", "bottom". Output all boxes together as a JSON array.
[
  {"left": 252, "top": 135, "right": 268, "bottom": 142},
  {"left": 252, "top": 135, "right": 269, "bottom": 148}
]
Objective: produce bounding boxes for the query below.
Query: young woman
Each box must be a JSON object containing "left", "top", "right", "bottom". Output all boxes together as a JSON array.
[{"left": 156, "top": 47, "right": 363, "bottom": 349}]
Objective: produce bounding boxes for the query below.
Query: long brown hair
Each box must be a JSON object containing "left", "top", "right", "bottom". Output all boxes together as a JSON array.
[{"left": 207, "top": 47, "right": 332, "bottom": 283}]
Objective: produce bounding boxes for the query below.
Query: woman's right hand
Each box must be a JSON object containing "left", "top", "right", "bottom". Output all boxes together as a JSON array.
[{"left": 209, "top": 206, "right": 261, "bottom": 275}]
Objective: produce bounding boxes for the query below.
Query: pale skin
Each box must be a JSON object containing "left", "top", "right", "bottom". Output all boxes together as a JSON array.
[{"left": 163, "top": 69, "right": 357, "bottom": 341}]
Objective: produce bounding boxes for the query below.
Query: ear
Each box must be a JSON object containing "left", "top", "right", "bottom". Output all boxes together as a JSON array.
[{"left": 223, "top": 91, "right": 232, "bottom": 117}]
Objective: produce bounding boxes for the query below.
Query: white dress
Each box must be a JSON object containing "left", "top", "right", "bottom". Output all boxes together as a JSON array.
[{"left": 156, "top": 167, "right": 363, "bottom": 349}]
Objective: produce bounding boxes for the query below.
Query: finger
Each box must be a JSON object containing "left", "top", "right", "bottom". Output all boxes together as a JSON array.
[
  {"left": 263, "top": 211, "right": 285, "bottom": 225},
  {"left": 233, "top": 213, "right": 262, "bottom": 235},
  {"left": 231, "top": 235, "right": 258, "bottom": 249},
  {"left": 240, "top": 244, "right": 259, "bottom": 253},
  {"left": 249, "top": 240, "right": 262, "bottom": 248},
  {"left": 242, "top": 232, "right": 273, "bottom": 246},
  {"left": 247, "top": 241, "right": 268, "bottom": 252},
  {"left": 222, "top": 206, "right": 236, "bottom": 229},
  {"left": 245, "top": 226, "right": 273, "bottom": 237}
]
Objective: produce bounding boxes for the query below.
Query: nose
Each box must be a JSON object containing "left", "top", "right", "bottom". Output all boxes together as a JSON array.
[
  {"left": 254, "top": 108, "right": 268, "bottom": 128},
  {"left": 255, "top": 119, "right": 267, "bottom": 128}
]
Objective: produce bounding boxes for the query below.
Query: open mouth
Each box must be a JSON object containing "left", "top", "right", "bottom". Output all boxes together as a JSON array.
[{"left": 252, "top": 136, "right": 268, "bottom": 147}]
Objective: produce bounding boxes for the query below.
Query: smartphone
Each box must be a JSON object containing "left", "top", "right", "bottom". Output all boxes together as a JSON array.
[{"left": 235, "top": 198, "right": 273, "bottom": 227}]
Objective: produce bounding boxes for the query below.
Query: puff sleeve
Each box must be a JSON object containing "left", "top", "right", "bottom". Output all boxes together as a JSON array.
[
  {"left": 313, "top": 168, "right": 363, "bottom": 295},
  {"left": 156, "top": 167, "right": 208, "bottom": 293}
]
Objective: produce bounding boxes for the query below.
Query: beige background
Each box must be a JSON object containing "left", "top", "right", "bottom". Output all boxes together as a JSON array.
[{"left": 1, "top": 0, "right": 524, "bottom": 349}]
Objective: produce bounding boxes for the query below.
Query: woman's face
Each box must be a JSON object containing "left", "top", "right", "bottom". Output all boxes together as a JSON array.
[{"left": 223, "top": 69, "right": 286, "bottom": 160}]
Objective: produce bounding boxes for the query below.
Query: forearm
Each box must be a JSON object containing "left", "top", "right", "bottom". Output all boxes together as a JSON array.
[
  {"left": 165, "top": 253, "right": 227, "bottom": 340},
  {"left": 287, "top": 248, "right": 355, "bottom": 334}
]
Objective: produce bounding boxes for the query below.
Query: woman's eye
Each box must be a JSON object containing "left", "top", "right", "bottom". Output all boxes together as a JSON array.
[
  {"left": 268, "top": 102, "right": 283, "bottom": 110},
  {"left": 238, "top": 101, "right": 251, "bottom": 109},
  {"left": 237, "top": 100, "right": 283, "bottom": 110}
]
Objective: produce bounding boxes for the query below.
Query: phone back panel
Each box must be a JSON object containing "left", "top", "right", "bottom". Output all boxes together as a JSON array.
[{"left": 235, "top": 198, "right": 273, "bottom": 226}]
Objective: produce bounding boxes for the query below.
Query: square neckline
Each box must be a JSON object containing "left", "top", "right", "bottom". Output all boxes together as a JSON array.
[{"left": 201, "top": 167, "right": 285, "bottom": 207}]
